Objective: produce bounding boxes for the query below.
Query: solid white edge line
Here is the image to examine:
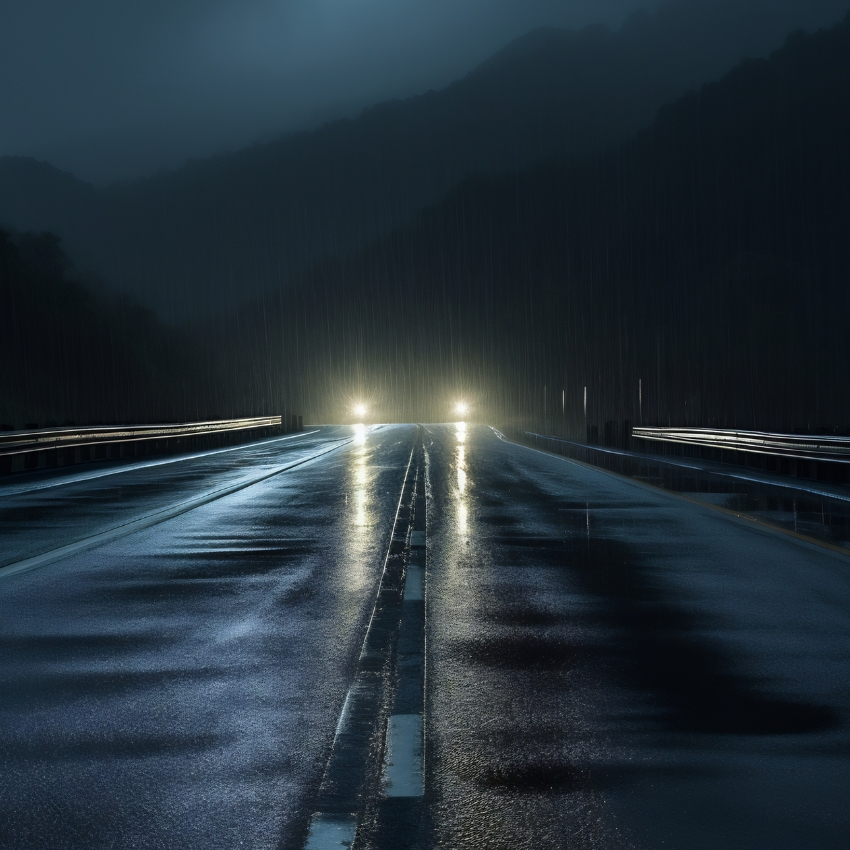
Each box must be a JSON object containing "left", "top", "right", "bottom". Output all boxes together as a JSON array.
[
  {"left": 0, "top": 430, "right": 324, "bottom": 496},
  {"left": 501, "top": 429, "right": 850, "bottom": 563},
  {"left": 525, "top": 430, "right": 850, "bottom": 502},
  {"left": 334, "top": 689, "right": 354, "bottom": 737},
  {"left": 0, "top": 438, "right": 351, "bottom": 580}
]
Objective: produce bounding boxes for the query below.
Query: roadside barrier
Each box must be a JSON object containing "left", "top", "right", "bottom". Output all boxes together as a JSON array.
[{"left": 0, "top": 416, "right": 290, "bottom": 475}]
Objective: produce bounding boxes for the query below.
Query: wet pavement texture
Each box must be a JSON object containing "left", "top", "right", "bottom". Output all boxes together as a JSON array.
[
  {"left": 424, "top": 424, "right": 850, "bottom": 850},
  {"left": 521, "top": 431, "right": 850, "bottom": 552},
  {"left": 0, "top": 427, "right": 353, "bottom": 570},
  {"left": 1, "top": 423, "right": 849, "bottom": 848},
  {"left": 0, "top": 424, "right": 416, "bottom": 849}
]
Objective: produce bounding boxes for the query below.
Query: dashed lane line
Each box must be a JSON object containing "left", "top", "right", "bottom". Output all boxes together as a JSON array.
[
  {"left": 303, "top": 436, "right": 421, "bottom": 849},
  {"left": 383, "top": 714, "right": 424, "bottom": 797}
]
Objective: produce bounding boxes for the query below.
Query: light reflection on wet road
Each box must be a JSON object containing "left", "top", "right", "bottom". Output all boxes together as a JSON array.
[
  {"left": 0, "top": 425, "right": 416, "bottom": 849},
  {"left": 425, "top": 425, "right": 850, "bottom": 850},
  {"left": 1, "top": 424, "right": 849, "bottom": 848},
  {"left": 0, "top": 428, "right": 354, "bottom": 570}
]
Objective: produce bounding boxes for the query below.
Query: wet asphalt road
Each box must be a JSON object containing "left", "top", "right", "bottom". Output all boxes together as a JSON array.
[
  {"left": 0, "top": 425, "right": 417, "bottom": 848},
  {"left": 424, "top": 425, "right": 850, "bottom": 850},
  {"left": 1, "top": 423, "right": 849, "bottom": 848}
]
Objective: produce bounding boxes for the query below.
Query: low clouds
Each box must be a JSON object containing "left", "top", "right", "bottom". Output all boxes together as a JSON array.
[
  {"left": 0, "top": 0, "right": 845, "bottom": 184},
  {"left": 0, "top": 0, "right": 649, "bottom": 182}
]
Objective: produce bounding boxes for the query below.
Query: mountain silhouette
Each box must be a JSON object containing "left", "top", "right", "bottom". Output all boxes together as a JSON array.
[
  {"left": 225, "top": 12, "right": 850, "bottom": 430},
  {"left": 3, "top": 0, "right": 842, "bottom": 318},
  {"left": 4, "top": 11, "right": 850, "bottom": 429}
]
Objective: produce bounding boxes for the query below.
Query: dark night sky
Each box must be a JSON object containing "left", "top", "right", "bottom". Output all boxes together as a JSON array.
[{"left": 2, "top": 0, "right": 847, "bottom": 185}]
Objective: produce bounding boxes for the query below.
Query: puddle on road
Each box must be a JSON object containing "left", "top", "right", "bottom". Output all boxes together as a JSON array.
[{"left": 478, "top": 530, "right": 841, "bottom": 737}]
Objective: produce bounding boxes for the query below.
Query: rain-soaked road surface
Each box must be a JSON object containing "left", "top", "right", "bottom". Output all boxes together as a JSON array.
[
  {"left": 1, "top": 423, "right": 849, "bottom": 848},
  {"left": 0, "top": 425, "right": 416, "bottom": 849}
]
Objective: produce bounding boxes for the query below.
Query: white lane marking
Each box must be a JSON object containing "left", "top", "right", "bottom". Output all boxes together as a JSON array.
[
  {"left": 717, "top": 471, "right": 850, "bottom": 503},
  {"left": 334, "top": 687, "right": 354, "bottom": 737},
  {"left": 0, "top": 439, "right": 351, "bottom": 580},
  {"left": 409, "top": 530, "right": 425, "bottom": 547},
  {"left": 305, "top": 441, "right": 417, "bottom": 844},
  {"left": 513, "top": 434, "right": 850, "bottom": 561},
  {"left": 304, "top": 815, "right": 356, "bottom": 849},
  {"left": 0, "top": 430, "right": 323, "bottom": 496},
  {"left": 522, "top": 430, "right": 850, "bottom": 503},
  {"left": 404, "top": 565, "right": 423, "bottom": 601},
  {"left": 383, "top": 714, "right": 423, "bottom": 797}
]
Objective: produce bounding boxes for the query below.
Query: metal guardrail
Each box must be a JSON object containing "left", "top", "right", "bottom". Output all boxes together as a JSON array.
[
  {"left": 0, "top": 416, "right": 282, "bottom": 457},
  {"left": 631, "top": 427, "right": 850, "bottom": 463}
]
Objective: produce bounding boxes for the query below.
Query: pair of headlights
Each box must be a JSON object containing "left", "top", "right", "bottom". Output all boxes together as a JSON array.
[{"left": 352, "top": 402, "right": 469, "bottom": 417}]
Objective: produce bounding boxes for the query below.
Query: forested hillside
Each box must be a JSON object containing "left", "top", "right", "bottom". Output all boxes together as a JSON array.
[
  {"left": 242, "top": 13, "right": 850, "bottom": 432},
  {"left": 2, "top": 0, "right": 839, "bottom": 318},
  {"left": 0, "top": 231, "right": 242, "bottom": 428},
  {"left": 4, "top": 13, "right": 850, "bottom": 432}
]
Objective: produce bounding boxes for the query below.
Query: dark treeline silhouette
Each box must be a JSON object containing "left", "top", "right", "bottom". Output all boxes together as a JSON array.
[
  {"left": 0, "top": 231, "right": 262, "bottom": 429},
  {"left": 2, "top": 1, "right": 845, "bottom": 319},
  {"left": 224, "top": 13, "right": 850, "bottom": 434},
  {"left": 4, "top": 12, "right": 850, "bottom": 433}
]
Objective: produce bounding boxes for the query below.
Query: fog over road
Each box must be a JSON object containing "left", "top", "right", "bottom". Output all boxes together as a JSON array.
[{"left": 1, "top": 425, "right": 848, "bottom": 848}]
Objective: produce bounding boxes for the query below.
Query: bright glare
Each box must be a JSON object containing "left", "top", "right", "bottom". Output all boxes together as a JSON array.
[
  {"left": 353, "top": 403, "right": 367, "bottom": 418},
  {"left": 457, "top": 445, "right": 466, "bottom": 494},
  {"left": 455, "top": 401, "right": 468, "bottom": 416}
]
